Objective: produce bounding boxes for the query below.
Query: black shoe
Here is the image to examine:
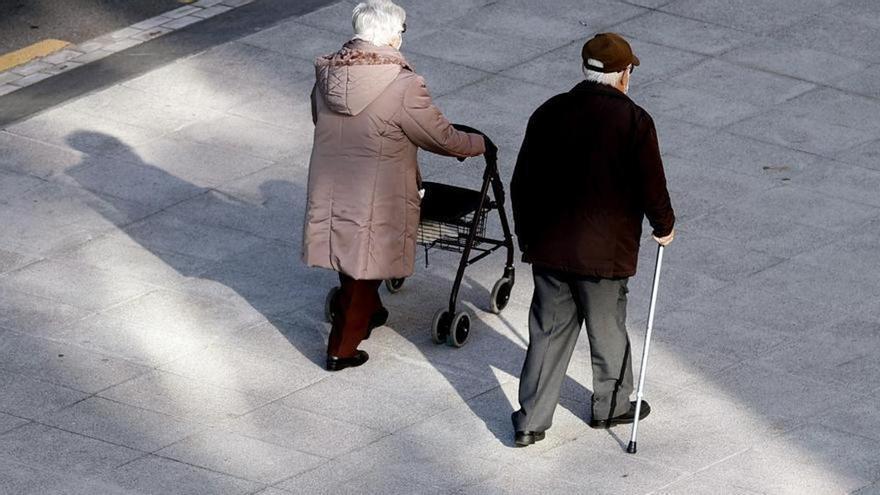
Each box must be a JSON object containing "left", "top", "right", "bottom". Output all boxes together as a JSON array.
[
  {"left": 514, "top": 430, "right": 545, "bottom": 447},
  {"left": 365, "top": 307, "right": 389, "bottom": 340},
  {"left": 589, "top": 401, "right": 651, "bottom": 429},
  {"left": 326, "top": 350, "right": 369, "bottom": 371}
]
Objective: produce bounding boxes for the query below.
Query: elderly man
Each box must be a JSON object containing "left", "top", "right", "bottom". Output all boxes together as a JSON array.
[{"left": 509, "top": 33, "right": 675, "bottom": 447}]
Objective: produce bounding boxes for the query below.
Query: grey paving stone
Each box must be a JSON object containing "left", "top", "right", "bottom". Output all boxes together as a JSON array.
[
  {"left": 99, "top": 370, "right": 270, "bottom": 424},
  {"left": 54, "top": 313, "right": 217, "bottom": 367},
  {"left": 281, "top": 375, "right": 445, "bottom": 433},
  {"left": 772, "top": 11, "right": 880, "bottom": 64},
  {"left": 758, "top": 316, "right": 880, "bottom": 394},
  {"left": 42, "top": 397, "right": 205, "bottom": 452},
  {"left": 122, "top": 62, "right": 266, "bottom": 113},
  {"left": 156, "top": 429, "right": 325, "bottom": 484},
  {"left": 99, "top": 289, "right": 264, "bottom": 342},
  {"left": 456, "top": 467, "right": 584, "bottom": 495},
  {"left": 777, "top": 87, "right": 880, "bottom": 135},
  {"left": 852, "top": 481, "right": 880, "bottom": 495},
  {"left": 839, "top": 139, "right": 880, "bottom": 172},
  {"left": 615, "top": 11, "right": 753, "bottom": 56},
  {"left": 63, "top": 85, "right": 223, "bottom": 133},
  {"left": 668, "top": 58, "right": 816, "bottom": 107},
  {"left": 5, "top": 106, "right": 163, "bottom": 158},
  {"left": 792, "top": 158, "right": 880, "bottom": 207},
  {"left": 0, "top": 461, "right": 135, "bottom": 495},
  {"left": 72, "top": 49, "right": 114, "bottom": 64},
  {"left": 831, "top": 63, "right": 880, "bottom": 100},
  {"left": 55, "top": 233, "right": 212, "bottom": 289},
  {"left": 661, "top": 0, "right": 838, "bottom": 34},
  {"left": 401, "top": 51, "right": 491, "bottom": 97},
  {"left": 406, "top": 27, "right": 549, "bottom": 73},
  {"left": 11, "top": 60, "right": 52, "bottom": 76},
  {"left": 0, "top": 329, "right": 149, "bottom": 394},
  {"left": 182, "top": 41, "right": 313, "bottom": 90},
  {"left": 452, "top": 3, "right": 594, "bottom": 51},
  {"left": 0, "top": 169, "right": 46, "bottom": 202},
  {"left": 396, "top": 0, "right": 495, "bottom": 24},
  {"left": 227, "top": 81, "right": 315, "bottom": 131},
  {"left": 159, "top": 343, "right": 324, "bottom": 400},
  {"left": 106, "top": 135, "right": 274, "bottom": 189},
  {"left": 121, "top": 211, "right": 267, "bottom": 262},
  {"left": 685, "top": 363, "right": 847, "bottom": 427},
  {"left": 672, "top": 130, "right": 819, "bottom": 181},
  {"left": 278, "top": 433, "right": 503, "bottom": 494},
  {"left": 741, "top": 259, "right": 879, "bottom": 313},
  {"left": 661, "top": 232, "right": 783, "bottom": 283},
  {"left": 220, "top": 320, "right": 327, "bottom": 369},
  {"left": 241, "top": 21, "right": 345, "bottom": 61},
  {"left": 107, "top": 454, "right": 260, "bottom": 495},
  {"left": 664, "top": 424, "right": 880, "bottom": 494},
  {"left": 636, "top": 81, "right": 764, "bottom": 128},
  {"left": 0, "top": 247, "right": 38, "bottom": 276},
  {"left": 288, "top": 1, "right": 357, "bottom": 35},
  {"left": 0, "top": 131, "right": 81, "bottom": 179},
  {"left": 793, "top": 216, "right": 880, "bottom": 276},
  {"left": 662, "top": 156, "right": 777, "bottom": 222},
  {"left": 0, "top": 259, "right": 157, "bottom": 312},
  {"left": 537, "top": 438, "right": 685, "bottom": 490},
  {"left": 817, "top": 395, "right": 880, "bottom": 443},
  {"left": 0, "top": 370, "right": 87, "bottom": 418},
  {"left": 222, "top": 402, "right": 385, "bottom": 458},
  {"left": 0, "top": 423, "right": 142, "bottom": 476},
  {"left": 0, "top": 411, "right": 29, "bottom": 434},
  {"left": 172, "top": 114, "right": 304, "bottom": 162},
  {"left": 722, "top": 36, "right": 867, "bottom": 85}
]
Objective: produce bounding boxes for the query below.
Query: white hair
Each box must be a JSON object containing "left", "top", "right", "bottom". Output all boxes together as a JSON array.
[
  {"left": 583, "top": 66, "right": 627, "bottom": 87},
  {"left": 352, "top": 0, "right": 406, "bottom": 47}
]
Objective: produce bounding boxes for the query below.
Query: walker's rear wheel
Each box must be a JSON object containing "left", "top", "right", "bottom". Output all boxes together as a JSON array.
[
  {"left": 324, "top": 286, "right": 340, "bottom": 323},
  {"left": 385, "top": 278, "right": 405, "bottom": 293},
  {"left": 431, "top": 309, "right": 452, "bottom": 344},
  {"left": 447, "top": 311, "right": 471, "bottom": 348},
  {"left": 490, "top": 277, "right": 513, "bottom": 314}
]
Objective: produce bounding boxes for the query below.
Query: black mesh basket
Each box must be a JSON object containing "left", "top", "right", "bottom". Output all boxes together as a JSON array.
[{"left": 417, "top": 181, "right": 490, "bottom": 253}]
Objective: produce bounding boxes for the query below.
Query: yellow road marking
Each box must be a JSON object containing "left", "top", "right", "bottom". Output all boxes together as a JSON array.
[{"left": 0, "top": 39, "right": 70, "bottom": 73}]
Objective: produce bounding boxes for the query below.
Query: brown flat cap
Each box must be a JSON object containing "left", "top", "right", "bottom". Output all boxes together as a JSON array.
[{"left": 581, "top": 33, "right": 640, "bottom": 73}]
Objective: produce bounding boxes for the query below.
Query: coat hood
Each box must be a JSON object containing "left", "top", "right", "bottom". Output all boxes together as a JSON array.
[{"left": 315, "top": 39, "right": 412, "bottom": 116}]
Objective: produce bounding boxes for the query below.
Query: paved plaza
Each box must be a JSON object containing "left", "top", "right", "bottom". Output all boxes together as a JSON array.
[{"left": 1, "top": 0, "right": 880, "bottom": 493}]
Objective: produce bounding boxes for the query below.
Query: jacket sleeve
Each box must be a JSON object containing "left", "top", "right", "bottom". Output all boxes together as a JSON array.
[
  {"left": 511, "top": 112, "right": 539, "bottom": 252},
  {"left": 635, "top": 113, "right": 675, "bottom": 237},
  {"left": 399, "top": 75, "right": 485, "bottom": 158}
]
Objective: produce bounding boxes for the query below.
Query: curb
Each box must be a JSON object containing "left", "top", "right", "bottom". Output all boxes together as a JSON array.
[{"left": 0, "top": 0, "right": 255, "bottom": 97}]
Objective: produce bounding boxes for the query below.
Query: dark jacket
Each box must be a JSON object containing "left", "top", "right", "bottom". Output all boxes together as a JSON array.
[{"left": 510, "top": 81, "right": 674, "bottom": 279}]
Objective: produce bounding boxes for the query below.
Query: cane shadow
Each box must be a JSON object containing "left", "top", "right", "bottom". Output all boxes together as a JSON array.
[{"left": 64, "top": 131, "right": 329, "bottom": 368}]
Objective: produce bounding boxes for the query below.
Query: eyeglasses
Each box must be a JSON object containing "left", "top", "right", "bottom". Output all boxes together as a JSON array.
[
  {"left": 401, "top": 22, "right": 407, "bottom": 33},
  {"left": 628, "top": 65, "right": 634, "bottom": 74}
]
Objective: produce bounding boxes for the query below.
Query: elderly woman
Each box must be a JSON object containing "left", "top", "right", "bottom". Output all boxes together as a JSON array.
[{"left": 303, "top": 0, "right": 487, "bottom": 371}]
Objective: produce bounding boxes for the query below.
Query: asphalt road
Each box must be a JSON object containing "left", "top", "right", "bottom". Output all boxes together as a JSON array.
[{"left": 0, "top": 0, "right": 181, "bottom": 53}]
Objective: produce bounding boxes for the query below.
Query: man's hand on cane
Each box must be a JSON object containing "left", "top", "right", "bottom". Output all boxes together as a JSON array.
[{"left": 653, "top": 228, "right": 674, "bottom": 246}]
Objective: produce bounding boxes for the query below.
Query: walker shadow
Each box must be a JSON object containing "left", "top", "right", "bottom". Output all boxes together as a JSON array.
[{"left": 64, "top": 131, "right": 330, "bottom": 368}]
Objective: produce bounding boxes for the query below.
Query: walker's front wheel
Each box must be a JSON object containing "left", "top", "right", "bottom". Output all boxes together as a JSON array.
[
  {"left": 490, "top": 277, "right": 513, "bottom": 314},
  {"left": 324, "top": 287, "right": 340, "bottom": 324},
  {"left": 431, "top": 309, "right": 452, "bottom": 344},
  {"left": 447, "top": 311, "right": 471, "bottom": 348},
  {"left": 385, "top": 278, "right": 405, "bottom": 293}
]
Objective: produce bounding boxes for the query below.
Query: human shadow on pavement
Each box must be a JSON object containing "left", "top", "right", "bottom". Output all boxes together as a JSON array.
[{"left": 64, "top": 131, "right": 331, "bottom": 368}]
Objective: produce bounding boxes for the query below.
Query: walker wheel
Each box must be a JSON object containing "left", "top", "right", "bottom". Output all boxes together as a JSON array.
[
  {"left": 490, "top": 277, "right": 513, "bottom": 314},
  {"left": 324, "top": 286, "right": 340, "bottom": 323},
  {"left": 431, "top": 309, "right": 452, "bottom": 344},
  {"left": 447, "top": 311, "right": 471, "bottom": 348},
  {"left": 385, "top": 278, "right": 405, "bottom": 293}
]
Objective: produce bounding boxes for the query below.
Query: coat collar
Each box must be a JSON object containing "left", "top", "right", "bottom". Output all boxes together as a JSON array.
[{"left": 570, "top": 80, "right": 631, "bottom": 101}]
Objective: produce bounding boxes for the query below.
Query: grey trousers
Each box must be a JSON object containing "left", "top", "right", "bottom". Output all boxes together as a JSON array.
[{"left": 512, "top": 266, "right": 634, "bottom": 432}]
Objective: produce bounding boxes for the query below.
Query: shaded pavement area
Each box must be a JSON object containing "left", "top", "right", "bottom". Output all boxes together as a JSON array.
[{"left": 1, "top": 0, "right": 880, "bottom": 493}]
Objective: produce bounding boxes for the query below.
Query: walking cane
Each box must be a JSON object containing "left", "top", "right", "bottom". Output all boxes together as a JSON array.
[{"left": 627, "top": 244, "right": 665, "bottom": 454}]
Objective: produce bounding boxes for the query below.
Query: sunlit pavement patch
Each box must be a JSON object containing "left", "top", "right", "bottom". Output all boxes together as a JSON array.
[{"left": 0, "top": 0, "right": 254, "bottom": 97}]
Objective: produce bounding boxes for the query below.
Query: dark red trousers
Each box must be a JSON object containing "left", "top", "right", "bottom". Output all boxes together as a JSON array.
[{"left": 327, "top": 274, "right": 383, "bottom": 358}]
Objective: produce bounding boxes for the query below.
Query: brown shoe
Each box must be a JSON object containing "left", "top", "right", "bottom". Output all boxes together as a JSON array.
[{"left": 326, "top": 350, "right": 369, "bottom": 371}]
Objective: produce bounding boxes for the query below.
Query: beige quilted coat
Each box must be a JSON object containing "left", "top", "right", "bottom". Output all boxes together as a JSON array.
[{"left": 302, "top": 39, "right": 485, "bottom": 280}]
